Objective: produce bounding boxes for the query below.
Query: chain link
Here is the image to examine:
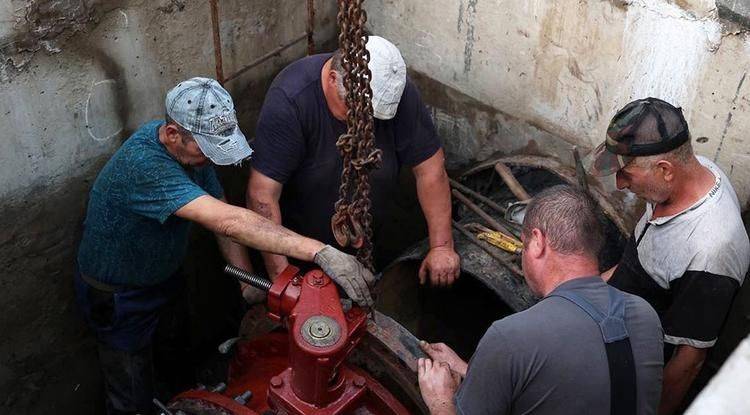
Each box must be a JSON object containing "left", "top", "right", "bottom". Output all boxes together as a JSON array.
[{"left": 331, "top": 0, "right": 382, "bottom": 271}]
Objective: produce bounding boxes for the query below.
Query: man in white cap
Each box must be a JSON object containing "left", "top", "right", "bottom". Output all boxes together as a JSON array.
[
  {"left": 248, "top": 36, "right": 460, "bottom": 286},
  {"left": 75, "top": 77, "right": 376, "bottom": 414}
]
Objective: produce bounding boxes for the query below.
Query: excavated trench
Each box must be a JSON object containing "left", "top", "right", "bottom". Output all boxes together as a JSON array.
[
  {"left": 375, "top": 158, "right": 627, "bottom": 363},
  {"left": 165, "top": 157, "right": 628, "bottom": 414},
  {"left": 163, "top": 155, "right": 750, "bottom": 414}
]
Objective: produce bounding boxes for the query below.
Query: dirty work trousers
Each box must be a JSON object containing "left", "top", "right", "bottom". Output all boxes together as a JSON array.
[{"left": 74, "top": 270, "right": 192, "bottom": 415}]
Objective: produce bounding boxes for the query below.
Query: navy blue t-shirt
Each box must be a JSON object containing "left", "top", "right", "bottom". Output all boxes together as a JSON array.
[
  {"left": 77, "top": 120, "right": 224, "bottom": 286},
  {"left": 252, "top": 53, "right": 441, "bottom": 247}
]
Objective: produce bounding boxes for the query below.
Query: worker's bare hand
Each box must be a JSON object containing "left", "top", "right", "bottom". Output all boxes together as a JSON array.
[
  {"left": 313, "top": 245, "right": 375, "bottom": 307},
  {"left": 418, "top": 358, "right": 461, "bottom": 415},
  {"left": 420, "top": 340, "right": 468, "bottom": 377},
  {"left": 241, "top": 283, "right": 267, "bottom": 305},
  {"left": 419, "top": 246, "right": 460, "bottom": 287}
]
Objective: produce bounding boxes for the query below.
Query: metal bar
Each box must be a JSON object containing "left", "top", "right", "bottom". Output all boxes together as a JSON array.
[
  {"left": 306, "top": 0, "right": 316, "bottom": 55},
  {"left": 459, "top": 155, "right": 630, "bottom": 236},
  {"left": 466, "top": 222, "right": 493, "bottom": 233},
  {"left": 452, "top": 188, "right": 518, "bottom": 239},
  {"left": 494, "top": 162, "right": 532, "bottom": 202},
  {"left": 152, "top": 398, "right": 174, "bottom": 415},
  {"left": 224, "top": 265, "right": 272, "bottom": 291},
  {"left": 223, "top": 32, "right": 308, "bottom": 84},
  {"left": 449, "top": 178, "right": 506, "bottom": 214},
  {"left": 452, "top": 221, "right": 523, "bottom": 277},
  {"left": 209, "top": 0, "right": 224, "bottom": 84},
  {"left": 449, "top": 178, "right": 521, "bottom": 236},
  {"left": 572, "top": 146, "right": 589, "bottom": 192}
]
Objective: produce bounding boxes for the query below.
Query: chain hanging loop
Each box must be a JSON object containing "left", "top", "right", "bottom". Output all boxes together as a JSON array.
[{"left": 331, "top": 0, "right": 382, "bottom": 271}]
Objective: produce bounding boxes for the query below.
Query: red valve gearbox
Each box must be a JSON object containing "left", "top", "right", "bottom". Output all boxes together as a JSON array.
[
  {"left": 266, "top": 266, "right": 369, "bottom": 413},
  {"left": 169, "top": 266, "right": 409, "bottom": 415}
]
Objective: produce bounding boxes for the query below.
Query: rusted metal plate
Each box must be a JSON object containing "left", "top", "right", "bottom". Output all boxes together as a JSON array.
[
  {"left": 348, "top": 311, "right": 429, "bottom": 414},
  {"left": 366, "top": 312, "right": 427, "bottom": 371},
  {"left": 460, "top": 155, "right": 630, "bottom": 236}
]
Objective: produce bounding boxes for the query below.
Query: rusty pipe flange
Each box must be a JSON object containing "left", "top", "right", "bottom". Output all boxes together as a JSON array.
[
  {"left": 169, "top": 389, "right": 259, "bottom": 415},
  {"left": 459, "top": 154, "right": 631, "bottom": 237},
  {"left": 347, "top": 311, "right": 430, "bottom": 415}
]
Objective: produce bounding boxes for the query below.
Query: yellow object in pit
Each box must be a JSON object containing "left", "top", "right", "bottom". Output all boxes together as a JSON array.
[{"left": 477, "top": 231, "right": 523, "bottom": 254}]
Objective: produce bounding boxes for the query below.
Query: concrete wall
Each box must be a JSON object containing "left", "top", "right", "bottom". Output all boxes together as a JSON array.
[
  {"left": 366, "top": 0, "right": 750, "bottom": 217},
  {"left": 3, "top": 0, "right": 749, "bottom": 411},
  {"left": 0, "top": 1, "right": 337, "bottom": 413}
]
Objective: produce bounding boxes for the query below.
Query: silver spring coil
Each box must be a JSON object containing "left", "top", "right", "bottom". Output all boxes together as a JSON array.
[{"left": 223, "top": 265, "right": 273, "bottom": 292}]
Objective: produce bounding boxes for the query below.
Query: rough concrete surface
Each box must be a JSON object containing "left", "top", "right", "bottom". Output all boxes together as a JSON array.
[
  {"left": 0, "top": 0, "right": 337, "bottom": 413},
  {"left": 686, "top": 333, "right": 750, "bottom": 414},
  {"left": 366, "top": 0, "right": 750, "bottom": 219},
  {"left": 4, "top": 0, "right": 750, "bottom": 412},
  {"left": 365, "top": 3, "right": 750, "bottom": 406},
  {"left": 718, "top": 0, "right": 750, "bottom": 27}
]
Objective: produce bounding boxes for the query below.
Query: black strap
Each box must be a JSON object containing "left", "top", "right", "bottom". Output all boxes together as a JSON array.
[
  {"left": 607, "top": 338, "right": 637, "bottom": 415},
  {"left": 622, "top": 129, "right": 689, "bottom": 156},
  {"left": 635, "top": 222, "right": 651, "bottom": 247},
  {"left": 550, "top": 286, "right": 637, "bottom": 415}
]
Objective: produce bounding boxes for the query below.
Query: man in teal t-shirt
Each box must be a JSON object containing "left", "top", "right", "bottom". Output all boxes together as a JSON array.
[
  {"left": 76, "top": 78, "right": 376, "bottom": 414},
  {"left": 77, "top": 119, "right": 227, "bottom": 287}
]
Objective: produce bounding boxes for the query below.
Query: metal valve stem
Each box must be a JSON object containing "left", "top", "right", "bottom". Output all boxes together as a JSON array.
[{"left": 224, "top": 265, "right": 273, "bottom": 291}]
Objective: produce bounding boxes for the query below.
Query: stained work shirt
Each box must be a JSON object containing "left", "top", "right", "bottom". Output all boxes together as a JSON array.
[
  {"left": 251, "top": 53, "right": 441, "bottom": 247},
  {"left": 455, "top": 277, "right": 663, "bottom": 415},
  {"left": 77, "top": 120, "right": 224, "bottom": 287},
  {"left": 610, "top": 156, "right": 749, "bottom": 353}
]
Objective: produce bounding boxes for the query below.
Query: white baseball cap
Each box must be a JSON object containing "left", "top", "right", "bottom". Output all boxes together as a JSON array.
[
  {"left": 366, "top": 36, "right": 407, "bottom": 120},
  {"left": 165, "top": 77, "right": 253, "bottom": 166}
]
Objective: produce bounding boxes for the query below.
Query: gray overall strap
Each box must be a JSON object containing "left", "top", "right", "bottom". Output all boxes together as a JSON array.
[{"left": 550, "top": 285, "right": 637, "bottom": 415}]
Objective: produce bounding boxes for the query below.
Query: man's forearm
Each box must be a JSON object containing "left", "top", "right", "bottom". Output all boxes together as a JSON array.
[
  {"left": 216, "top": 234, "right": 253, "bottom": 271},
  {"left": 247, "top": 195, "right": 290, "bottom": 278},
  {"left": 222, "top": 207, "right": 324, "bottom": 262},
  {"left": 178, "top": 196, "right": 324, "bottom": 261},
  {"left": 659, "top": 345, "right": 707, "bottom": 415},
  {"left": 415, "top": 152, "right": 454, "bottom": 249},
  {"left": 177, "top": 196, "right": 378, "bottom": 306},
  {"left": 216, "top": 198, "right": 254, "bottom": 271}
]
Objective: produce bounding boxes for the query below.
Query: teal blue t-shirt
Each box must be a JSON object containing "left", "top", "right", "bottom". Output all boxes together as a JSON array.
[{"left": 77, "top": 120, "right": 224, "bottom": 286}]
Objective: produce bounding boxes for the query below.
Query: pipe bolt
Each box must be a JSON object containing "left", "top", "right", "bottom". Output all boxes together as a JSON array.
[
  {"left": 270, "top": 376, "right": 283, "bottom": 388},
  {"left": 353, "top": 376, "right": 365, "bottom": 388}
]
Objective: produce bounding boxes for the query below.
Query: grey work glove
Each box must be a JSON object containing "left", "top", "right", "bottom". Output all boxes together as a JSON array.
[{"left": 313, "top": 245, "right": 376, "bottom": 307}]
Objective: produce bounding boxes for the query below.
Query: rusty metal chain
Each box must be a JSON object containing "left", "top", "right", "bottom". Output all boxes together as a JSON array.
[{"left": 331, "top": 0, "right": 382, "bottom": 271}]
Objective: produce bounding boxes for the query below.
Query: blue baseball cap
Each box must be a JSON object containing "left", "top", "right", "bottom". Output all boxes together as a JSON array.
[{"left": 166, "top": 77, "right": 253, "bottom": 165}]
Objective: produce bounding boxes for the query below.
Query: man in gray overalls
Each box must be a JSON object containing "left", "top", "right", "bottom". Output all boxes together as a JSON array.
[{"left": 416, "top": 185, "right": 665, "bottom": 415}]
